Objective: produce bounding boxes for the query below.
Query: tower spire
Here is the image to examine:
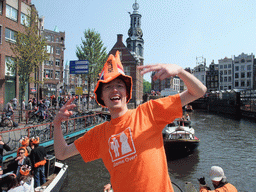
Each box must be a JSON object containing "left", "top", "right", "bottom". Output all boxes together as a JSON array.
[
  {"left": 126, "top": 0, "right": 144, "bottom": 58},
  {"left": 132, "top": 0, "right": 139, "bottom": 14}
]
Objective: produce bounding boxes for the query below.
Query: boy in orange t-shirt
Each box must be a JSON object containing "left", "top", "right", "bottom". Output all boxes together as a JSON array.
[{"left": 53, "top": 51, "right": 207, "bottom": 191}]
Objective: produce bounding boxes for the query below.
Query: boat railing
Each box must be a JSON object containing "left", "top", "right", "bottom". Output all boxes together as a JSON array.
[
  {"left": 168, "top": 130, "right": 194, "bottom": 140},
  {"left": 1, "top": 112, "right": 108, "bottom": 160}
]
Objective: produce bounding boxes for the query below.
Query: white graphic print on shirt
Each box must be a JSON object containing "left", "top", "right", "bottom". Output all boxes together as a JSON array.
[{"left": 108, "top": 127, "right": 136, "bottom": 164}]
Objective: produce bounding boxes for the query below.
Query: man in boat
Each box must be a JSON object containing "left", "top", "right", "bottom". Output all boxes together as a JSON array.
[
  {"left": 199, "top": 166, "right": 238, "bottom": 192},
  {"left": 53, "top": 51, "right": 207, "bottom": 192}
]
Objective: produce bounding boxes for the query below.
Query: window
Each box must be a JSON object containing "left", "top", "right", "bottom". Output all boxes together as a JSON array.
[
  {"left": 6, "top": 5, "right": 18, "bottom": 21},
  {"left": 220, "top": 65, "right": 223, "bottom": 69},
  {"left": 56, "top": 47, "right": 60, "bottom": 55},
  {"left": 224, "top": 77, "right": 227, "bottom": 82},
  {"left": 247, "top": 72, "right": 251, "bottom": 78},
  {"left": 45, "top": 60, "right": 53, "bottom": 66},
  {"left": 55, "top": 59, "right": 60, "bottom": 66},
  {"left": 5, "top": 56, "right": 15, "bottom": 76},
  {"left": 241, "top": 59, "right": 245, "bottom": 63},
  {"left": 235, "top": 73, "right": 239, "bottom": 78},
  {"left": 228, "top": 70, "right": 231, "bottom": 75},
  {"left": 224, "top": 70, "right": 227, "bottom": 75},
  {"left": 224, "top": 65, "right": 227, "bottom": 69},
  {"left": 241, "top": 65, "right": 245, "bottom": 71},
  {"left": 235, "top": 66, "right": 239, "bottom": 71},
  {"left": 228, "top": 64, "right": 231, "bottom": 68},
  {"left": 228, "top": 76, "right": 231, "bottom": 82},
  {"left": 5, "top": 28, "right": 16, "bottom": 43},
  {"left": 44, "top": 70, "right": 53, "bottom": 78},
  {"left": 235, "top": 81, "right": 239, "bottom": 87},
  {"left": 46, "top": 45, "right": 53, "bottom": 54},
  {"left": 124, "top": 66, "right": 130, "bottom": 76},
  {"left": 215, "top": 76, "right": 218, "bottom": 81},
  {"left": 55, "top": 71, "right": 60, "bottom": 79},
  {"left": 0, "top": 2, "right": 3, "bottom": 15},
  {"left": 247, "top": 80, "right": 251, "bottom": 87},
  {"left": 247, "top": 65, "right": 251, "bottom": 71},
  {"left": 21, "top": 13, "right": 29, "bottom": 26},
  {"left": 0, "top": 25, "right": 2, "bottom": 44},
  {"left": 241, "top": 72, "right": 245, "bottom": 78},
  {"left": 220, "top": 71, "right": 223, "bottom": 75},
  {"left": 241, "top": 80, "right": 245, "bottom": 87},
  {"left": 45, "top": 35, "right": 51, "bottom": 41}
]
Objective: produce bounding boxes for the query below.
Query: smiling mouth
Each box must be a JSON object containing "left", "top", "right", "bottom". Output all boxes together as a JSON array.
[{"left": 110, "top": 96, "right": 121, "bottom": 101}]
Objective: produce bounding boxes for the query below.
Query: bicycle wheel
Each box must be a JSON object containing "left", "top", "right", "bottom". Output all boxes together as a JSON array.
[
  {"left": 29, "top": 114, "right": 37, "bottom": 124},
  {"left": 2, "top": 118, "right": 13, "bottom": 129}
]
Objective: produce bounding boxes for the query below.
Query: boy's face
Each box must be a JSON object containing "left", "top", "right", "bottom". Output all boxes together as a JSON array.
[{"left": 101, "top": 78, "right": 127, "bottom": 110}]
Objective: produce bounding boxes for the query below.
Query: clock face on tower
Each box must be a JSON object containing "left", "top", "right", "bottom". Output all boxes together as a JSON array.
[
  {"left": 136, "top": 28, "right": 143, "bottom": 37},
  {"left": 128, "top": 28, "right": 132, "bottom": 36}
]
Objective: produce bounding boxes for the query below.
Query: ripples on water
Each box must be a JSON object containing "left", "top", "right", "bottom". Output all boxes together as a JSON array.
[{"left": 61, "top": 110, "right": 255, "bottom": 191}]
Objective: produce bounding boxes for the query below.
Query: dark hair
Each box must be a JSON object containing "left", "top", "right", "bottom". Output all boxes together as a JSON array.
[{"left": 4, "top": 174, "right": 19, "bottom": 190}]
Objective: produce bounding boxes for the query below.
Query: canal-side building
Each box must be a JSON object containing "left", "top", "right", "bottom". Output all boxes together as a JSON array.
[
  {"left": 108, "top": 1, "right": 144, "bottom": 107},
  {"left": 39, "top": 23, "right": 65, "bottom": 98},
  {"left": 192, "top": 57, "right": 208, "bottom": 86},
  {"left": 233, "top": 53, "right": 254, "bottom": 90},
  {"left": 218, "top": 57, "right": 233, "bottom": 91},
  {"left": 0, "top": 0, "right": 35, "bottom": 110},
  {"left": 206, "top": 60, "right": 219, "bottom": 92}
]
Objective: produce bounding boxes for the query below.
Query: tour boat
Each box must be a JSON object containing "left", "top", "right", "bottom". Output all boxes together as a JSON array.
[{"left": 162, "top": 121, "right": 199, "bottom": 158}]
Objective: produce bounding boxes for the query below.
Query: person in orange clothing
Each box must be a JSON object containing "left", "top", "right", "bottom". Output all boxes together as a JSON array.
[
  {"left": 199, "top": 166, "right": 238, "bottom": 192},
  {"left": 17, "top": 137, "right": 31, "bottom": 157},
  {"left": 53, "top": 51, "right": 207, "bottom": 192}
]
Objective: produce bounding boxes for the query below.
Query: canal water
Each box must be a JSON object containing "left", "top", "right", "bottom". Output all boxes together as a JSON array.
[{"left": 61, "top": 110, "right": 255, "bottom": 192}]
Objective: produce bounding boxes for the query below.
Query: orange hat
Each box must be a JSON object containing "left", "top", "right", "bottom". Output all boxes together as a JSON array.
[
  {"left": 20, "top": 168, "right": 30, "bottom": 176},
  {"left": 31, "top": 137, "right": 40, "bottom": 145},
  {"left": 21, "top": 137, "right": 29, "bottom": 146},
  {"left": 94, "top": 51, "right": 133, "bottom": 107}
]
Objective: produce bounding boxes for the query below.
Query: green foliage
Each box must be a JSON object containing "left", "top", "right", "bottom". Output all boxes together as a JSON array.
[
  {"left": 143, "top": 79, "right": 151, "bottom": 94},
  {"left": 8, "top": 8, "right": 49, "bottom": 106},
  {"left": 76, "top": 28, "right": 107, "bottom": 109},
  {"left": 76, "top": 28, "right": 108, "bottom": 80}
]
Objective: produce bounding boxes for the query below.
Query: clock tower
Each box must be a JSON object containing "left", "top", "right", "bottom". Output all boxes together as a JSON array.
[{"left": 126, "top": 0, "right": 144, "bottom": 59}]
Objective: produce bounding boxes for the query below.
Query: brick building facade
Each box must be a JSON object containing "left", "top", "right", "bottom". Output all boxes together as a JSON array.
[{"left": 0, "top": 0, "right": 34, "bottom": 110}]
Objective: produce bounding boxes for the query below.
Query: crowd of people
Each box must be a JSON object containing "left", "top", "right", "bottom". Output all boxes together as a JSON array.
[{"left": 0, "top": 136, "right": 47, "bottom": 192}]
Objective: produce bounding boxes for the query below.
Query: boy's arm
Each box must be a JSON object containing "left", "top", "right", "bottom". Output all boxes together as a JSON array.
[
  {"left": 138, "top": 64, "right": 207, "bottom": 106},
  {"left": 53, "top": 97, "right": 80, "bottom": 160}
]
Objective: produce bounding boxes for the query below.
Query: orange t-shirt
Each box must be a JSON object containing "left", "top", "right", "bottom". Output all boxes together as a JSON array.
[{"left": 74, "top": 94, "right": 182, "bottom": 191}]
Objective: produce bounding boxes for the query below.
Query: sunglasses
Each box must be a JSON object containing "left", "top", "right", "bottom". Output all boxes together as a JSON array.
[{"left": 19, "top": 152, "right": 25, "bottom": 154}]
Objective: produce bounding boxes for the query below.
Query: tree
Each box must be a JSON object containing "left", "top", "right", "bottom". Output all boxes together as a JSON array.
[
  {"left": 76, "top": 28, "right": 108, "bottom": 109},
  {"left": 143, "top": 79, "right": 151, "bottom": 94},
  {"left": 7, "top": 8, "right": 48, "bottom": 118}
]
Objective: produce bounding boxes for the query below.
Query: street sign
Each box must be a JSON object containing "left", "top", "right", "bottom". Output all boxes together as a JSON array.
[
  {"left": 30, "top": 88, "right": 36, "bottom": 93},
  {"left": 69, "top": 60, "right": 89, "bottom": 74},
  {"left": 75, "top": 87, "right": 83, "bottom": 95}
]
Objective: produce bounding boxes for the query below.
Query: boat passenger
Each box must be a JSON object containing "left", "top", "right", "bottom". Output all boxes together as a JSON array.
[
  {"left": 199, "top": 166, "right": 238, "bottom": 192},
  {"left": 53, "top": 51, "right": 207, "bottom": 192},
  {"left": 13, "top": 148, "right": 31, "bottom": 178},
  {"left": 29, "top": 137, "right": 46, "bottom": 188}
]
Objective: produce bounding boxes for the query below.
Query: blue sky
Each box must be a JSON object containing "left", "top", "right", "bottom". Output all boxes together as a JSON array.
[{"left": 33, "top": 0, "right": 256, "bottom": 82}]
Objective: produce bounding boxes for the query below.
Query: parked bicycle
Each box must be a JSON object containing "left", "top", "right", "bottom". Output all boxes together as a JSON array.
[
  {"left": 0, "top": 112, "right": 13, "bottom": 131},
  {"left": 27, "top": 108, "right": 54, "bottom": 124}
]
